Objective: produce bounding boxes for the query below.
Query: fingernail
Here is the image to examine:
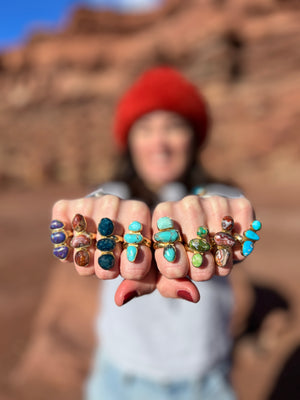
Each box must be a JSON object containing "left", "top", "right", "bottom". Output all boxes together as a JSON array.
[
  {"left": 122, "top": 291, "right": 138, "bottom": 305},
  {"left": 177, "top": 290, "right": 194, "bottom": 302}
]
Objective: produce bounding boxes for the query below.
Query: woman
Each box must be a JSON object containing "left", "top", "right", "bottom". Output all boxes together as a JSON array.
[{"left": 51, "top": 67, "right": 258, "bottom": 399}]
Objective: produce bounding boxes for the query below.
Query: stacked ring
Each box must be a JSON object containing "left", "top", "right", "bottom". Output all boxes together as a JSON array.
[
  {"left": 234, "top": 219, "right": 262, "bottom": 257},
  {"left": 184, "top": 226, "right": 211, "bottom": 267},
  {"left": 123, "top": 221, "right": 152, "bottom": 262},
  {"left": 211, "top": 216, "right": 236, "bottom": 267},
  {"left": 153, "top": 217, "right": 182, "bottom": 262},
  {"left": 70, "top": 214, "right": 96, "bottom": 267},
  {"left": 50, "top": 220, "right": 73, "bottom": 260},
  {"left": 97, "top": 218, "right": 123, "bottom": 270}
]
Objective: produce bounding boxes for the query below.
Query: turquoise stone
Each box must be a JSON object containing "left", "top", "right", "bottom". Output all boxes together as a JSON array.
[
  {"left": 189, "top": 238, "right": 210, "bottom": 252},
  {"left": 97, "top": 238, "right": 116, "bottom": 251},
  {"left": 157, "top": 217, "right": 174, "bottom": 230},
  {"left": 242, "top": 240, "right": 254, "bottom": 257},
  {"left": 245, "top": 230, "right": 260, "bottom": 241},
  {"left": 128, "top": 221, "right": 142, "bottom": 232},
  {"left": 197, "top": 226, "right": 208, "bottom": 237},
  {"left": 252, "top": 220, "right": 262, "bottom": 231},
  {"left": 98, "top": 253, "right": 115, "bottom": 270},
  {"left": 124, "top": 233, "right": 143, "bottom": 244},
  {"left": 98, "top": 218, "right": 114, "bottom": 236},
  {"left": 127, "top": 245, "right": 138, "bottom": 262},
  {"left": 163, "top": 245, "right": 176, "bottom": 262},
  {"left": 154, "top": 229, "right": 179, "bottom": 243}
]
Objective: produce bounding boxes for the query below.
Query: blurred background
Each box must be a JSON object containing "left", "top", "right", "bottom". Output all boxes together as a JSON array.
[{"left": 0, "top": 0, "right": 299, "bottom": 399}]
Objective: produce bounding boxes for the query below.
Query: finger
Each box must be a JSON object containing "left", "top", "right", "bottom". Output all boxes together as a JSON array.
[
  {"left": 156, "top": 274, "right": 200, "bottom": 303},
  {"left": 152, "top": 202, "right": 189, "bottom": 279},
  {"left": 93, "top": 195, "right": 123, "bottom": 280},
  {"left": 114, "top": 264, "right": 157, "bottom": 306},
  {"left": 119, "top": 200, "right": 152, "bottom": 280},
  {"left": 201, "top": 196, "right": 233, "bottom": 276},
  {"left": 173, "top": 196, "right": 215, "bottom": 282}
]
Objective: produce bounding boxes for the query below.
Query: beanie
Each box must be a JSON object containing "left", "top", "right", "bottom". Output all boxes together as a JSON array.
[{"left": 113, "top": 66, "right": 210, "bottom": 150}]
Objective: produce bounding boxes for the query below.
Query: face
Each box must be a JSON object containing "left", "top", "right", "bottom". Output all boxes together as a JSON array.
[{"left": 128, "top": 111, "right": 194, "bottom": 190}]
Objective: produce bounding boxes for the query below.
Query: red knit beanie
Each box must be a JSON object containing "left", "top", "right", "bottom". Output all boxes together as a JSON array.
[{"left": 113, "top": 66, "right": 210, "bottom": 150}]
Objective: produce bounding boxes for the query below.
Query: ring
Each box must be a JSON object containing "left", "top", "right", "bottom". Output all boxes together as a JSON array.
[
  {"left": 123, "top": 221, "right": 151, "bottom": 262},
  {"left": 50, "top": 219, "right": 73, "bottom": 260},
  {"left": 96, "top": 218, "right": 123, "bottom": 270},
  {"left": 70, "top": 214, "right": 96, "bottom": 267},
  {"left": 153, "top": 217, "right": 182, "bottom": 262},
  {"left": 210, "top": 216, "right": 236, "bottom": 267},
  {"left": 234, "top": 219, "right": 262, "bottom": 256},
  {"left": 184, "top": 226, "right": 211, "bottom": 267}
]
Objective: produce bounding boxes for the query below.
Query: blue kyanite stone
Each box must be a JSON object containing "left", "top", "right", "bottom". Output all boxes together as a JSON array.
[
  {"left": 97, "top": 238, "right": 116, "bottom": 251},
  {"left": 128, "top": 221, "right": 142, "bottom": 232},
  {"left": 154, "top": 229, "right": 179, "bottom": 243},
  {"left": 51, "top": 231, "right": 66, "bottom": 244},
  {"left": 50, "top": 220, "right": 64, "bottom": 230},
  {"left": 157, "top": 217, "right": 174, "bottom": 230},
  {"left": 245, "top": 230, "right": 260, "bottom": 241},
  {"left": 242, "top": 240, "right": 254, "bottom": 257},
  {"left": 163, "top": 244, "right": 176, "bottom": 262},
  {"left": 124, "top": 233, "right": 143, "bottom": 244},
  {"left": 127, "top": 245, "right": 138, "bottom": 262},
  {"left": 252, "top": 220, "right": 262, "bottom": 231},
  {"left": 53, "top": 246, "right": 69, "bottom": 259},
  {"left": 98, "top": 254, "right": 115, "bottom": 270},
  {"left": 98, "top": 218, "right": 114, "bottom": 236}
]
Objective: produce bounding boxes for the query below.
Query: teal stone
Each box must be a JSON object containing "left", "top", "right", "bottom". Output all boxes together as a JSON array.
[
  {"left": 157, "top": 217, "right": 174, "bottom": 230},
  {"left": 242, "top": 240, "right": 254, "bottom": 257},
  {"left": 189, "top": 238, "right": 210, "bottom": 252},
  {"left": 98, "top": 253, "right": 115, "bottom": 270},
  {"left": 163, "top": 245, "right": 176, "bottom": 262},
  {"left": 97, "top": 238, "right": 116, "bottom": 251},
  {"left": 124, "top": 233, "right": 143, "bottom": 244},
  {"left": 197, "top": 226, "right": 208, "bottom": 237},
  {"left": 245, "top": 230, "right": 260, "bottom": 241},
  {"left": 154, "top": 229, "right": 179, "bottom": 243},
  {"left": 129, "top": 221, "right": 142, "bottom": 232},
  {"left": 127, "top": 245, "right": 138, "bottom": 262},
  {"left": 252, "top": 220, "right": 262, "bottom": 231},
  {"left": 98, "top": 218, "right": 114, "bottom": 236}
]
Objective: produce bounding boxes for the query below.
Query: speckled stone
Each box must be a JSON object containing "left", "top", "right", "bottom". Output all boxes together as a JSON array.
[
  {"left": 98, "top": 253, "right": 115, "bottom": 270},
  {"left": 197, "top": 226, "right": 208, "bottom": 237},
  {"left": 127, "top": 245, "right": 138, "bottom": 262},
  {"left": 72, "top": 214, "right": 86, "bottom": 232},
  {"left": 214, "top": 232, "right": 235, "bottom": 247},
  {"left": 242, "top": 240, "right": 254, "bottom": 257},
  {"left": 221, "top": 216, "right": 234, "bottom": 231},
  {"left": 124, "top": 233, "right": 143, "bottom": 244},
  {"left": 215, "top": 248, "right": 230, "bottom": 267},
  {"left": 75, "top": 249, "right": 89, "bottom": 267},
  {"left": 70, "top": 234, "right": 91, "bottom": 248},
  {"left": 97, "top": 238, "right": 116, "bottom": 251},
  {"left": 154, "top": 229, "right": 179, "bottom": 243},
  {"left": 128, "top": 221, "right": 142, "bottom": 232},
  {"left": 50, "top": 220, "right": 64, "bottom": 230},
  {"left": 163, "top": 245, "right": 176, "bottom": 262},
  {"left": 189, "top": 238, "right": 210, "bottom": 252},
  {"left": 157, "top": 217, "right": 174, "bottom": 230},
  {"left": 192, "top": 253, "right": 203, "bottom": 267},
  {"left": 98, "top": 218, "right": 114, "bottom": 236},
  {"left": 51, "top": 231, "right": 66, "bottom": 245},
  {"left": 53, "top": 246, "right": 69, "bottom": 260}
]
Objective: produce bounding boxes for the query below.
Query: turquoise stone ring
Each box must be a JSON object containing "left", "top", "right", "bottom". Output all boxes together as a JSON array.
[
  {"left": 123, "top": 221, "right": 151, "bottom": 262},
  {"left": 153, "top": 217, "right": 182, "bottom": 263},
  {"left": 235, "top": 219, "right": 262, "bottom": 257}
]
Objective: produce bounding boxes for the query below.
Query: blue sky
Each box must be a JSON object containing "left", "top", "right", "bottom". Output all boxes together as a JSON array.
[{"left": 0, "top": 0, "right": 163, "bottom": 50}]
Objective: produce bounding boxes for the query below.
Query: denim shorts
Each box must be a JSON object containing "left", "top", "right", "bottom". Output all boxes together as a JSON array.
[{"left": 84, "top": 350, "right": 236, "bottom": 400}]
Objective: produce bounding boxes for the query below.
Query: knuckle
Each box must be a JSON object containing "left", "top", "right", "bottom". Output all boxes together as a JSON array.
[
  {"left": 52, "top": 199, "right": 68, "bottom": 215},
  {"left": 232, "top": 197, "right": 253, "bottom": 215},
  {"left": 153, "top": 201, "right": 173, "bottom": 216},
  {"left": 179, "top": 195, "right": 200, "bottom": 213},
  {"left": 100, "top": 194, "right": 120, "bottom": 211}
]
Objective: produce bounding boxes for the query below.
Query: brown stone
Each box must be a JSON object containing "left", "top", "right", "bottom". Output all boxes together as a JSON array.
[
  {"left": 214, "top": 232, "right": 235, "bottom": 247},
  {"left": 71, "top": 214, "right": 86, "bottom": 233},
  {"left": 221, "top": 216, "right": 234, "bottom": 232},
  {"left": 74, "top": 249, "right": 89, "bottom": 267},
  {"left": 215, "top": 248, "right": 230, "bottom": 267},
  {"left": 70, "top": 234, "right": 91, "bottom": 248}
]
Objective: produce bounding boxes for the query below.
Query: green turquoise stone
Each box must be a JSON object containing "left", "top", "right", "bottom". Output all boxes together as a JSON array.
[
  {"left": 129, "top": 221, "right": 142, "bottom": 232},
  {"left": 127, "top": 245, "right": 138, "bottom": 262},
  {"left": 197, "top": 226, "right": 208, "bottom": 237},
  {"left": 242, "top": 240, "right": 254, "bottom": 257},
  {"left": 192, "top": 253, "right": 203, "bottom": 267},
  {"left": 124, "top": 233, "right": 143, "bottom": 244},
  {"left": 98, "top": 253, "right": 115, "bottom": 270},
  {"left": 245, "top": 230, "right": 260, "bottom": 241},
  {"left": 252, "top": 220, "right": 262, "bottom": 231},
  {"left": 189, "top": 238, "right": 210, "bottom": 252},
  {"left": 97, "top": 238, "right": 116, "bottom": 251},
  {"left": 154, "top": 229, "right": 179, "bottom": 243},
  {"left": 163, "top": 245, "right": 176, "bottom": 262},
  {"left": 157, "top": 217, "right": 174, "bottom": 230}
]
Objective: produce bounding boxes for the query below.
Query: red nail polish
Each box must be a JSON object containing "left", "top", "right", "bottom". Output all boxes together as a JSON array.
[
  {"left": 122, "top": 291, "right": 138, "bottom": 305},
  {"left": 177, "top": 290, "right": 194, "bottom": 302}
]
